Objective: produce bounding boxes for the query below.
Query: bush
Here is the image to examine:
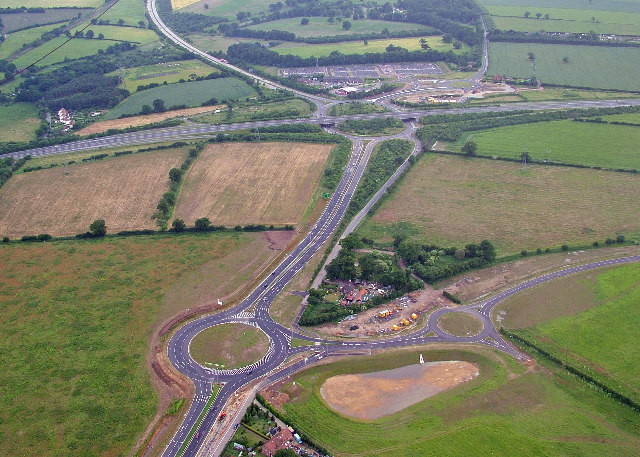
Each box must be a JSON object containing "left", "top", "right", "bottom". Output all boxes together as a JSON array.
[
  {"left": 561, "top": 244, "right": 569, "bottom": 251},
  {"left": 521, "top": 250, "right": 528, "bottom": 256},
  {"left": 617, "top": 235, "right": 626, "bottom": 243},
  {"left": 605, "top": 238, "right": 615, "bottom": 245},
  {"left": 443, "top": 290, "right": 461, "bottom": 304},
  {"left": 171, "top": 219, "right": 186, "bottom": 233},
  {"left": 194, "top": 217, "right": 211, "bottom": 231},
  {"left": 89, "top": 219, "right": 107, "bottom": 237},
  {"left": 536, "top": 247, "right": 543, "bottom": 254},
  {"left": 2, "top": 237, "right": 9, "bottom": 243},
  {"left": 37, "top": 234, "right": 52, "bottom": 241},
  {"left": 593, "top": 241, "right": 600, "bottom": 247}
]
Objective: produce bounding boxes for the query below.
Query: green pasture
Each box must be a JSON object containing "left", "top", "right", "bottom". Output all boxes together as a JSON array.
[
  {"left": 0, "top": 0, "right": 101, "bottom": 7},
  {"left": 193, "top": 98, "right": 313, "bottom": 124},
  {"left": 99, "top": 0, "right": 148, "bottom": 26},
  {"left": 11, "top": 36, "right": 116, "bottom": 69},
  {"left": 488, "top": 42, "right": 640, "bottom": 91},
  {"left": 0, "top": 103, "right": 41, "bottom": 143},
  {"left": 0, "top": 8, "right": 89, "bottom": 33},
  {"left": 181, "top": 0, "right": 281, "bottom": 18},
  {"left": 478, "top": 0, "right": 640, "bottom": 14},
  {"left": 504, "top": 262, "right": 640, "bottom": 403},
  {"left": 463, "top": 119, "right": 640, "bottom": 170},
  {"left": 105, "top": 78, "right": 256, "bottom": 119},
  {"left": 273, "top": 36, "right": 466, "bottom": 58},
  {"left": 247, "top": 17, "right": 429, "bottom": 38},
  {"left": 281, "top": 347, "right": 640, "bottom": 457},
  {"left": 594, "top": 112, "right": 640, "bottom": 123},
  {"left": 0, "top": 23, "right": 63, "bottom": 60},
  {"left": 109, "top": 59, "right": 217, "bottom": 92},
  {"left": 0, "top": 232, "right": 255, "bottom": 456},
  {"left": 69, "top": 24, "right": 159, "bottom": 44},
  {"left": 188, "top": 35, "right": 264, "bottom": 53}
]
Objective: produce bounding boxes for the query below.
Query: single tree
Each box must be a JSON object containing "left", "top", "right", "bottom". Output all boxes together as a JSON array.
[
  {"left": 524, "top": 11, "right": 531, "bottom": 18},
  {"left": 171, "top": 219, "right": 186, "bottom": 232},
  {"left": 562, "top": 56, "right": 569, "bottom": 64},
  {"left": 140, "top": 104, "right": 152, "bottom": 115},
  {"left": 118, "top": 18, "right": 125, "bottom": 26},
  {"left": 98, "top": 33, "right": 104, "bottom": 39},
  {"left": 138, "top": 20, "right": 145, "bottom": 27},
  {"left": 89, "top": 219, "right": 107, "bottom": 237},
  {"left": 168, "top": 167, "right": 184, "bottom": 183},
  {"left": 85, "top": 29, "right": 94, "bottom": 39},
  {"left": 544, "top": 13, "right": 549, "bottom": 19},
  {"left": 462, "top": 140, "right": 478, "bottom": 156},
  {"left": 152, "top": 99, "right": 166, "bottom": 113},
  {"left": 194, "top": 217, "right": 211, "bottom": 231},
  {"left": 300, "top": 17, "right": 309, "bottom": 25},
  {"left": 342, "top": 20, "right": 351, "bottom": 30},
  {"left": 535, "top": 12, "right": 542, "bottom": 19}
]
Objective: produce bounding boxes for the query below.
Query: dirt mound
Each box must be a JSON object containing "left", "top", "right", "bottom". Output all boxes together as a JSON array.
[{"left": 320, "top": 361, "right": 478, "bottom": 420}]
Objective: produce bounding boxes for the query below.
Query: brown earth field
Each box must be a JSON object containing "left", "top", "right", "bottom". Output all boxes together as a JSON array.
[
  {"left": 173, "top": 142, "right": 332, "bottom": 226},
  {"left": 75, "top": 105, "right": 223, "bottom": 136},
  {"left": 320, "top": 361, "right": 479, "bottom": 420},
  {"left": 358, "top": 154, "right": 640, "bottom": 255},
  {"left": 0, "top": 148, "right": 186, "bottom": 238}
]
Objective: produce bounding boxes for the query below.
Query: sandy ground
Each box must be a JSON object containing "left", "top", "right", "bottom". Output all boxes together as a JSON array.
[
  {"left": 315, "top": 286, "right": 453, "bottom": 338},
  {"left": 320, "top": 361, "right": 479, "bottom": 420}
]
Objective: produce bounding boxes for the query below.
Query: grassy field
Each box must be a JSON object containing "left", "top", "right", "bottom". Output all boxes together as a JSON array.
[
  {"left": 173, "top": 142, "right": 332, "bottom": 226},
  {"left": 188, "top": 35, "right": 265, "bottom": 53},
  {"left": 189, "top": 324, "right": 269, "bottom": 369},
  {"left": 76, "top": 105, "right": 222, "bottom": 135},
  {"left": 99, "top": 0, "right": 148, "bottom": 26},
  {"left": 0, "top": 8, "right": 88, "bottom": 33},
  {"left": 11, "top": 36, "right": 117, "bottom": 69},
  {"left": 0, "top": 23, "right": 64, "bottom": 60},
  {"left": 357, "top": 154, "right": 640, "bottom": 254},
  {"left": 0, "top": 103, "right": 41, "bottom": 143},
  {"left": 277, "top": 346, "right": 640, "bottom": 457},
  {"left": 193, "top": 98, "right": 313, "bottom": 124},
  {"left": 104, "top": 78, "right": 256, "bottom": 119},
  {"left": 247, "top": 17, "right": 429, "bottom": 37},
  {"left": 487, "top": 5, "right": 640, "bottom": 34},
  {"left": 1, "top": 0, "right": 101, "bottom": 6},
  {"left": 328, "top": 102, "right": 390, "bottom": 116},
  {"left": 69, "top": 24, "right": 158, "bottom": 44},
  {"left": 0, "top": 147, "right": 186, "bottom": 238},
  {"left": 182, "top": 0, "right": 279, "bottom": 18},
  {"left": 500, "top": 262, "right": 640, "bottom": 403},
  {"left": 109, "top": 59, "right": 217, "bottom": 92},
  {"left": 437, "top": 312, "right": 484, "bottom": 336},
  {"left": 595, "top": 112, "right": 640, "bottom": 123},
  {"left": 273, "top": 36, "right": 467, "bottom": 58},
  {"left": 470, "top": 87, "right": 639, "bottom": 104},
  {"left": 461, "top": 119, "right": 640, "bottom": 170},
  {"left": 0, "top": 230, "right": 270, "bottom": 456},
  {"left": 478, "top": 0, "right": 640, "bottom": 13},
  {"left": 488, "top": 42, "right": 640, "bottom": 91}
]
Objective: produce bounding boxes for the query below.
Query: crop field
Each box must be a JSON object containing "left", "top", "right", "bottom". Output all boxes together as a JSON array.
[
  {"left": 69, "top": 24, "right": 159, "bottom": 44},
  {"left": 189, "top": 35, "right": 265, "bottom": 53},
  {"left": 462, "top": 119, "right": 640, "bottom": 170},
  {"left": 247, "top": 17, "right": 429, "bottom": 38},
  {"left": 189, "top": 323, "right": 269, "bottom": 369},
  {"left": 11, "top": 36, "right": 116, "bottom": 69},
  {"left": 104, "top": 78, "right": 256, "bottom": 119},
  {"left": 488, "top": 42, "right": 640, "bottom": 91},
  {"left": 0, "top": 8, "right": 90, "bottom": 33},
  {"left": 273, "top": 36, "right": 467, "bottom": 58},
  {"left": 99, "top": 0, "right": 148, "bottom": 26},
  {"left": 181, "top": 0, "right": 279, "bottom": 18},
  {"left": 357, "top": 154, "right": 640, "bottom": 254},
  {"left": 0, "top": 147, "right": 186, "bottom": 238},
  {"left": 173, "top": 142, "right": 332, "bottom": 226},
  {"left": 478, "top": 0, "right": 640, "bottom": 13},
  {"left": 277, "top": 346, "right": 640, "bottom": 457},
  {"left": 76, "top": 105, "right": 222, "bottom": 135},
  {"left": 193, "top": 98, "right": 313, "bottom": 124},
  {"left": 0, "top": 103, "right": 41, "bottom": 143},
  {"left": 499, "top": 262, "right": 640, "bottom": 403},
  {"left": 1, "top": 0, "right": 101, "bottom": 6},
  {"left": 0, "top": 230, "right": 271, "bottom": 456},
  {"left": 110, "top": 59, "right": 217, "bottom": 92},
  {"left": 0, "top": 23, "right": 64, "bottom": 60}
]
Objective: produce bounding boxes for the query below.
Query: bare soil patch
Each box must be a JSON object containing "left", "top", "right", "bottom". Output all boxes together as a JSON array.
[
  {"left": 173, "top": 142, "right": 332, "bottom": 226},
  {"left": 320, "top": 361, "right": 478, "bottom": 420},
  {"left": 0, "top": 148, "right": 185, "bottom": 237},
  {"left": 75, "top": 105, "right": 223, "bottom": 135}
]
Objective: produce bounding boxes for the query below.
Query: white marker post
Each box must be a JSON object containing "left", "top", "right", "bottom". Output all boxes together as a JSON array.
[{"left": 419, "top": 354, "right": 425, "bottom": 364}]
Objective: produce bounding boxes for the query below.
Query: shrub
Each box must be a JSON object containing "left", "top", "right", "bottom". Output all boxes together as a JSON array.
[
  {"left": 443, "top": 290, "right": 461, "bottom": 304},
  {"left": 536, "top": 247, "right": 543, "bottom": 255},
  {"left": 2, "top": 237, "right": 8, "bottom": 243},
  {"left": 605, "top": 238, "right": 615, "bottom": 245},
  {"left": 561, "top": 244, "right": 569, "bottom": 251},
  {"left": 89, "top": 219, "right": 107, "bottom": 237},
  {"left": 194, "top": 218, "right": 211, "bottom": 231},
  {"left": 171, "top": 219, "right": 186, "bottom": 233},
  {"left": 37, "top": 234, "right": 52, "bottom": 241},
  {"left": 593, "top": 241, "right": 600, "bottom": 247},
  {"left": 521, "top": 250, "right": 528, "bottom": 256},
  {"left": 617, "top": 235, "right": 626, "bottom": 243}
]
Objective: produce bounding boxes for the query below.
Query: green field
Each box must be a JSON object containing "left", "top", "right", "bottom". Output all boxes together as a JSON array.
[
  {"left": 279, "top": 347, "right": 640, "bottom": 457},
  {"left": 105, "top": 78, "right": 257, "bottom": 119},
  {"left": 488, "top": 42, "right": 640, "bottom": 91},
  {"left": 99, "top": 0, "right": 148, "bottom": 26},
  {"left": 0, "top": 232, "right": 259, "bottom": 456},
  {"left": 500, "top": 262, "right": 640, "bottom": 403},
  {"left": 463, "top": 119, "right": 640, "bottom": 170},
  {"left": 0, "top": 103, "right": 41, "bottom": 143},
  {"left": 108, "top": 59, "right": 216, "bottom": 92},
  {"left": 247, "top": 17, "right": 430, "bottom": 37},
  {"left": 11, "top": 36, "right": 117, "bottom": 69},
  {"left": 595, "top": 112, "right": 640, "bottom": 123},
  {"left": 328, "top": 101, "right": 390, "bottom": 116},
  {"left": 69, "top": 24, "right": 159, "bottom": 44},
  {"left": 357, "top": 154, "right": 640, "bottom": 254},
  {"left": 274, "top": 35, "right": 466, "bottom": 58},
  {"left": 0, "top": 23, "right": 63, "bottom": 60},
  {"left": 0, "top": 0, "right": 101, "bottom": 6},
  {"left": 470, "top": 87, "right": 639, "bottom": 104},
  {"left": 188, "top": 35, "right": 265, "bottom": 53},
  {"left": 189, "top": 323, "right": 269, "bottom": 369},
  {"left": 478, "top": 0, "right": 640, "bottom": 14},
  {"left": 193, "top": 98, "right": 313, "bottom": 124},
  {"left": 487, "top": 5, "right": 640, "bottom": 34},
  {"left": 181, "top": 0, "right": 280, "bottom": 18},
  {"left": 438, "top": 312, "right": 484, "bottom": 336},
  {"left": 0, "top": 8, "right": 89, "bottom": 33}
]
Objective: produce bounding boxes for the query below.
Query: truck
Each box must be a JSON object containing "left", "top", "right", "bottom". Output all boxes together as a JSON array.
[{"left": 218, "top": 411, "right": 227, "bottom": 421}]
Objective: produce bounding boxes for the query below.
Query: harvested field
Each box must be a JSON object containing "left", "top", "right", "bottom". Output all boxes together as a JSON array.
[
  {"left": 75, "top": 105, "right": 223, "bottom": 136},
  {"left": 321, "top": 362, "right": 479, "bottom": 420},
  {"left": 0, "top": 148, "right": 185, "bottom": 237},
  {"left": 358, "top": 154, "right": 640, "bottom": 255},
  {"left": 173, "top": 142, "right": 332, "bottom": 226}
]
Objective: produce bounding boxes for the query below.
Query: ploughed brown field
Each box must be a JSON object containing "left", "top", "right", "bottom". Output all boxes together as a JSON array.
[
  {"left": 173, "top": 142, "right": 332, "bottom": 226},
  {"left": 0, "top": 148, "right": 185, "bottom": 237}
]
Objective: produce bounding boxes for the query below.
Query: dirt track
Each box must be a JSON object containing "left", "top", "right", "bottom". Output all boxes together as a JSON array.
[{"left": 320, "top": 361, "right": 478, "bottom": 420}]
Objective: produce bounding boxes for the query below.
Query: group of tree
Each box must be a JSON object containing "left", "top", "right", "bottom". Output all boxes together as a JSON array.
[{"left": 155, "top": 0, "right": 226, "bottom": 34}]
